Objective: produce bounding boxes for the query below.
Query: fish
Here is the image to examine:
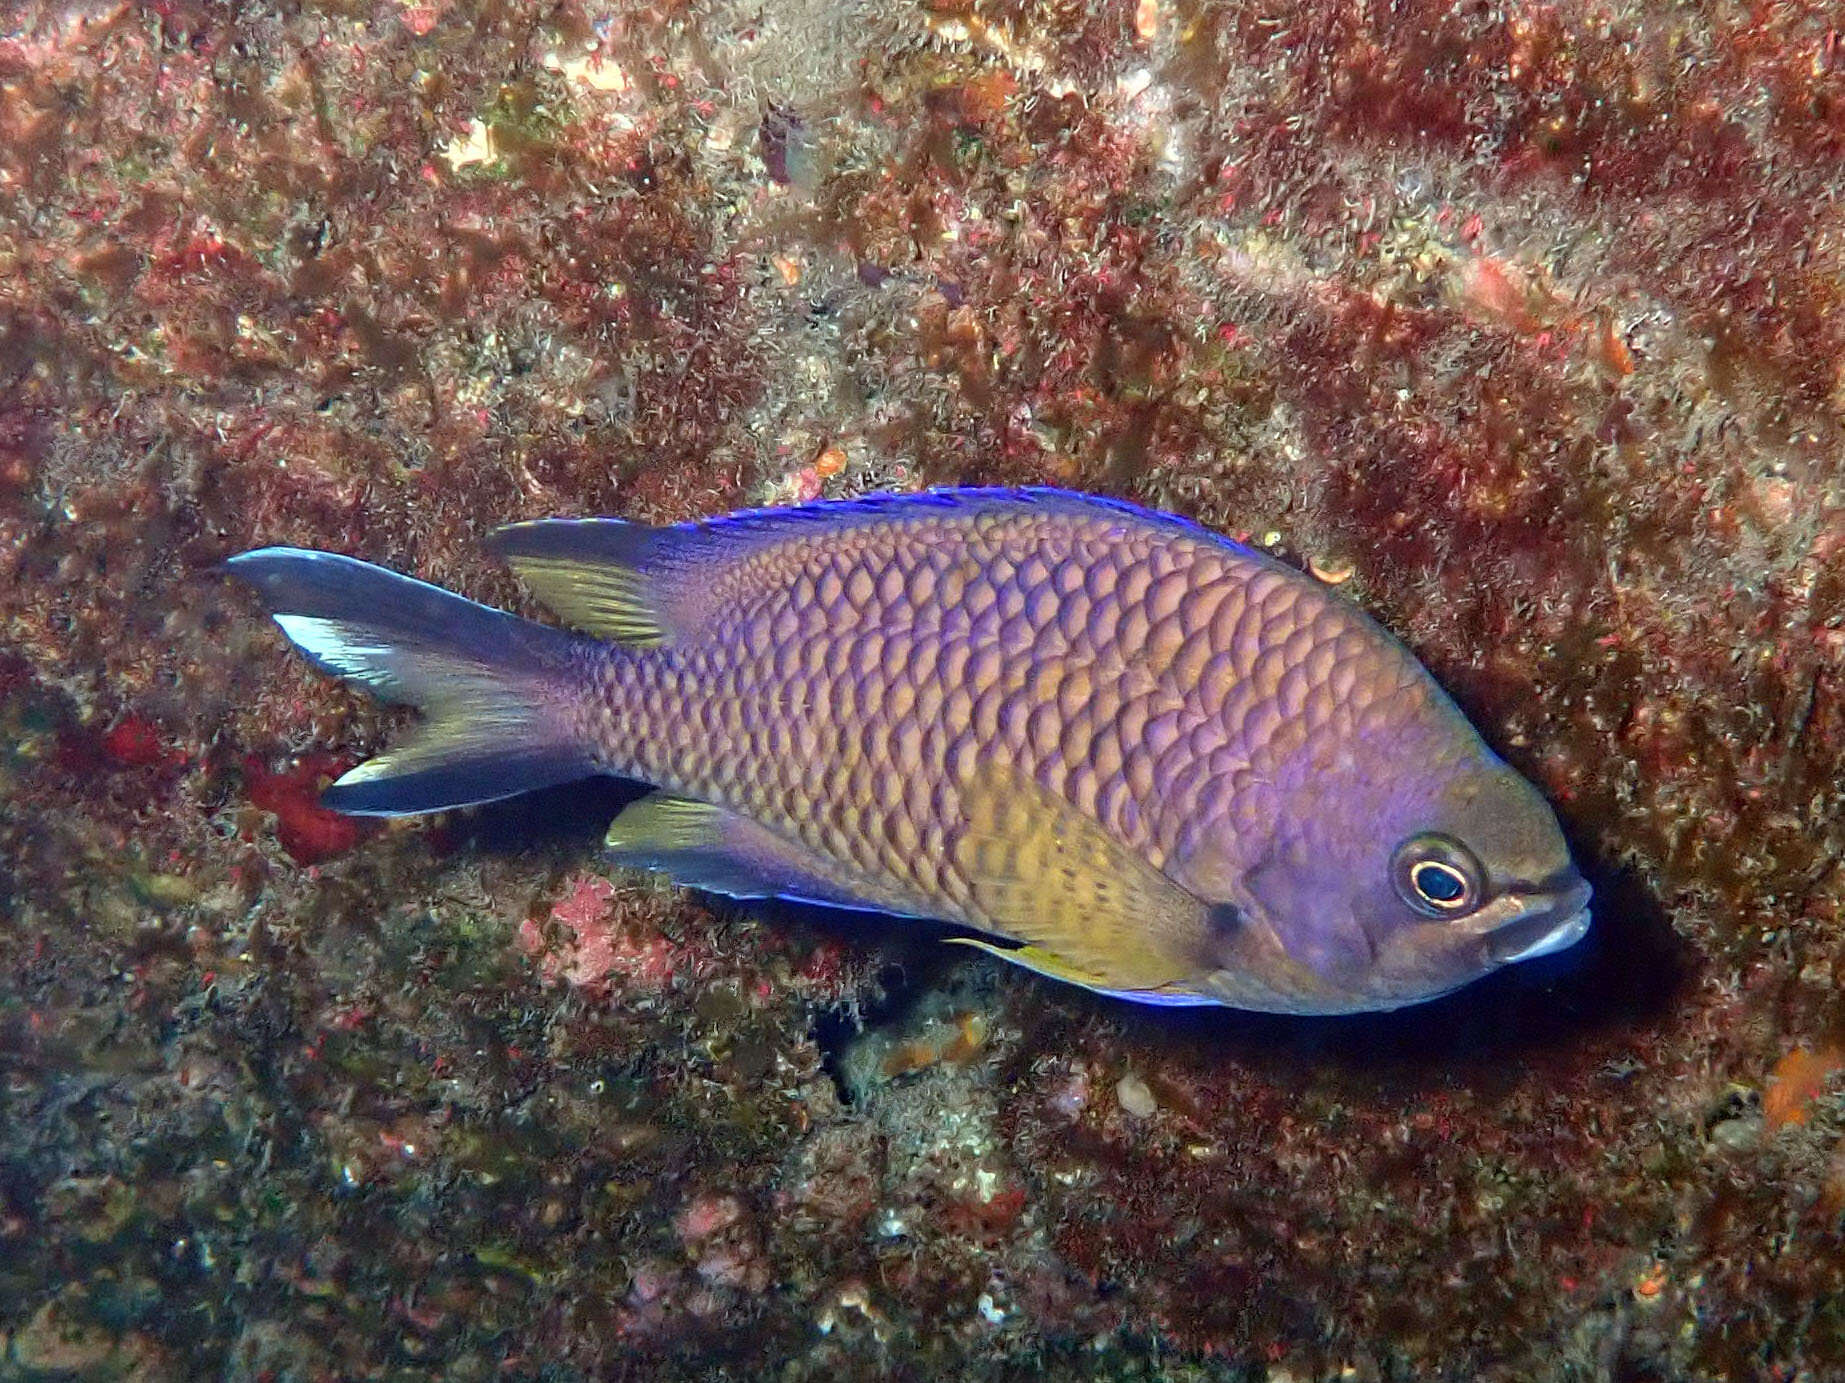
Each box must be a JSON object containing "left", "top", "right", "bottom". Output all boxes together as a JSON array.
[{"left": 227, "top": 487, "right": 1591, "bottom": 1014}]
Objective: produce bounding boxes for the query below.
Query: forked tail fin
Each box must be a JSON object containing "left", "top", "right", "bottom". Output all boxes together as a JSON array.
[{"left": 227, "top": 548, "right": 598, "bottom": 816}]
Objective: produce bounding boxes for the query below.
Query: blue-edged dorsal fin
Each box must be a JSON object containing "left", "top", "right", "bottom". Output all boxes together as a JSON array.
[{"left": 489, "top": 488, "right": 1258, "bottom": 645}]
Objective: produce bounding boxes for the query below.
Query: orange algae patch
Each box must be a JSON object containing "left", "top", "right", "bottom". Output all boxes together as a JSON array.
[
  {"left": 880, "top": 1010, "right": 988, "bottom": 1077},
  {"left": 1763, "top": 1045, "right": 1844, "bottom": 1130},
  {"left": 1632, "top": 1262, "right": 1668, "bottom": 1302}
]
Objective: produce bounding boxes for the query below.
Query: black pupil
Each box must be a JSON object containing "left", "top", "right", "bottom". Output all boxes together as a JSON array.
[{"left": 1414, "top": 863, "right": 1466, "bottom": 904}]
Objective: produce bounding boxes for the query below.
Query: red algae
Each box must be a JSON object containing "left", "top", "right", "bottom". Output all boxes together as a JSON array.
[
  {"left": 242, "top": 753, "right": 373, "bottom": 866},
  {"left": 98, "top": 715, "right": 177, "bottom": 770},
  {"left": 2, "top": 0, "right": 1844, "bottom": 1377}
]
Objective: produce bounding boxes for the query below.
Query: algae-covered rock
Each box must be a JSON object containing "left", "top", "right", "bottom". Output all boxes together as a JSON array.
[{"left": 2, "top": 0, "right": 1842, "bottom": 1377}]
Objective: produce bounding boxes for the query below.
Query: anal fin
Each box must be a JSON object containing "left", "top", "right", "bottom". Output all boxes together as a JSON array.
[{"left": 605, "top": 792, "right": 897, "bottom": 913}]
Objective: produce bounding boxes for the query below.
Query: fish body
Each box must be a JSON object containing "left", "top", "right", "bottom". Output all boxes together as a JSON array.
[{"left": 230, "top": 488, "right": 1590, "bottom": 1014}]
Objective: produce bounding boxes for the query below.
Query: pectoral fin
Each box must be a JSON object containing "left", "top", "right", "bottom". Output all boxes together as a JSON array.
[
  {"left": 949, "top": 766, "right": 1208, "bottom": 994},
  {"left": 942, "top": 936, "right": 1114, "bottom": 988}
]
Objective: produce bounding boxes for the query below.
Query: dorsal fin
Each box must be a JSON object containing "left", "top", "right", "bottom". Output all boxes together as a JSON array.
[
  {"left": 489, "top": 488, "right": 1258, "bottom": 645},
  {"left": 488, "top": 518, "right": 672, "bottom": 645}
]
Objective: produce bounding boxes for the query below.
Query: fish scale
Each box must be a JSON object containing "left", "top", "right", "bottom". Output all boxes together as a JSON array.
[
  {"left": 562, "top": 503, "right": 1403, "bottom": 932},
  {"left": 230, "top": 487, "right": 1592, "bottom": 1013}
]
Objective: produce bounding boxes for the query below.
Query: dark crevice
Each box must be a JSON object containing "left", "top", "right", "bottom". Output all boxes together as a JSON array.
[{"left": 808, "top": 960, "right": 918, "bottom": 1106}]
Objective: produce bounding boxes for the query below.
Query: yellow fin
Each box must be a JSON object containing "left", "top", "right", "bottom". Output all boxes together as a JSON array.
[
  {"left": 949, "top": 766, "right": 1207, "bottom": 992},
  {"left": 605, "top": 792, "right": 801, "bottom": 899},
  {"left": 490, "top": 519, "right": 667, "bottom": 644},
  {"left": 605, "top": 791, "right": 907, "bottom": 913},
  {"left": 945, "top": 936, "right": 1213, "bottom": 1005},
  {"left": 499, "top": 554, "right": 662, "bottom": 644},
  {"left": 605, "top": 791, "right": 721, "bottom": 853},
  {"left": 943, "top": 936, "right": 1113, "bottom": 988}
]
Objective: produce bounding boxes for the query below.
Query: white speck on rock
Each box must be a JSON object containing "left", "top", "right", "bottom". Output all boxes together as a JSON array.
[{"left": 1116, "top": 1073, "right": 1157, "bottom": 1119}]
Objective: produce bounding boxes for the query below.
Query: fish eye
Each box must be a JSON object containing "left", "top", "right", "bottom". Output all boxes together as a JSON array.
[
  {"left": 1411, "top": 860, "right": 1467, "bottom": 905},
  {"left": 1391, "top": 834, "right": 1484, "bottom": 918}
]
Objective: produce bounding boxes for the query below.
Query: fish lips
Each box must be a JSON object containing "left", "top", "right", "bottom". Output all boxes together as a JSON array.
[{"left": 1483, "top": 877, "right": 1594, "bottom": 966}]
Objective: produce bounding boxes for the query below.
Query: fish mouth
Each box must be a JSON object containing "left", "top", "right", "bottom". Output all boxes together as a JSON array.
[{"left": 1484, "top": 878, "right": 1593, "bottom": 966}]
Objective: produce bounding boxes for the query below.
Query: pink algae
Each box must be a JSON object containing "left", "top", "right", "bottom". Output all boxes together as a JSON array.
[{"left": 519, "top": 874, "right": 676, "bottom": 992}]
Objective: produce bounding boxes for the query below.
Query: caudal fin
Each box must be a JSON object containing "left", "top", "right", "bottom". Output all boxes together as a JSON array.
[{"left": 227, "top": 548, "right": 597, "bottom": 816}]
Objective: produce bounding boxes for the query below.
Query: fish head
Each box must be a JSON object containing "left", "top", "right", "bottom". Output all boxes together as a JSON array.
[{"left": 1188, "top": 750, "right": 1592, "bottom": 1015}]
